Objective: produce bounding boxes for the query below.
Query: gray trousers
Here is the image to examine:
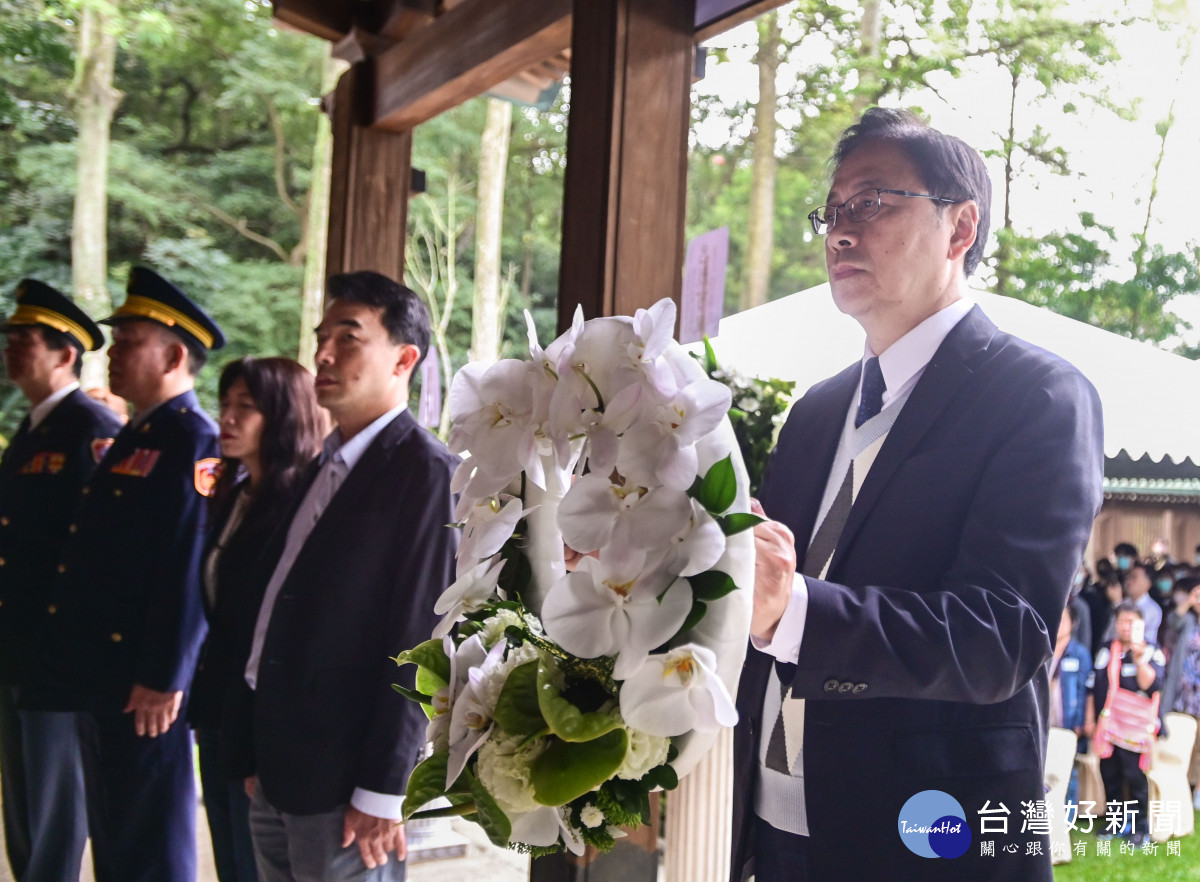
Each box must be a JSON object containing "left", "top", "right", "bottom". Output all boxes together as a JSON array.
[{"left": 248, "top": 787, "right": 405, "bottom": 882}]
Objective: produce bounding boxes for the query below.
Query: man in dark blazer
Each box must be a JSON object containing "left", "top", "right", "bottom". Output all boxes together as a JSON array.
[
  {"left": 731, "top": 109, "right": 1104, "bottom": 881},
  {"left": 0, "top": 280, "right": 120, "bottom": 882},
  {"left": 26, "top": 267, "right": 225, "bottom": 882},
  {"left": 241, "top": 271, "right": 457, "bottom": 880}
]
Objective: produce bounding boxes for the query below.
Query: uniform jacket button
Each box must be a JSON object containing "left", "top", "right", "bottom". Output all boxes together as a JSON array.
[
  {"left": 47, "top": 604, "right": 57, "bottom": 614},
  {"left": 0, "top": 558, "right": 6, "bottom": 567},
  {"left": 1, "top": 517, "right": 9, "bottom": 526},
  {"left": 113, "top": 488, "right": 122, "bottom": 497},
  {"left": 110, "top": 633, "right": 122, "bottom": 642},
  {"left": 823, "top": 679, "right": 840, "bottom": 693},
  {"left": 82, "top": 487, "right": 90, "bottom": 495},
  {"left": 57, "top": 564, "right": 66, "bottom": 574},
  {"left": 68, "top": 524, "right": 77, "bottom": 533}
]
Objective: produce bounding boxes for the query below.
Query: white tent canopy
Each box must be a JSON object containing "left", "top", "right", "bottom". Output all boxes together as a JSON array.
[{"left": 707, "top": 285, "right": 1200, "bottom": 465}]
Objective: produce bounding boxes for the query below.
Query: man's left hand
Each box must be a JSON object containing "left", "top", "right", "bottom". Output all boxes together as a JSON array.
[
  {"left": 750, "top": 498, "right": 797, "bottom": 643},
  {"left": 123, "top": 685, "right": 183, "bottom": 737},
  {"left": 343, "top": 805, "right": 406, "bottom": 869}
]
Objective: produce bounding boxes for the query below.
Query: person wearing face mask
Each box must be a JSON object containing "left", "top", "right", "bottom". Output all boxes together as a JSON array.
[
  {"left": 1152, "top": 568, "right": 1178, "bottom": 617},
  {"left": 1113, "top": 542, "right": 1139, "bottom": 576},
  {"left": 186, "top": 358, "right": 329, "bottom": 882}
]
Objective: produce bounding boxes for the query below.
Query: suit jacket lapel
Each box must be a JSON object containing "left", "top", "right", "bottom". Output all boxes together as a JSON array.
[{"left": 825, "top": 306, "right": 999, "bottom": 577}]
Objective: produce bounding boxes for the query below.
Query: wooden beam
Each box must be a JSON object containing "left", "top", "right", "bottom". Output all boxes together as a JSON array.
[
  {"left": 556, "top": 0, "right": 695, "bottom": 332},
  {"left": 694, "top": 0, "right": 788, "bottom": 42},
  {"left": 271, "top": 0, "right": 353, "bottom": 42},
  {"left": 371, "top": 0, "right": 572, "bottom": 131},
  {"left": 325, "top": 65, "right": 412, "bottom": 282}
]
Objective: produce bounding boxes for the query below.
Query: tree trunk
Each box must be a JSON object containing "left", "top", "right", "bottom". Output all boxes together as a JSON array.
[
  {"left": 994, "top": 68, "right": 1019, "bottom": 298},
  {"left": 470, "top": 97, "right": 513, "bottom": 364},
  {"left": 853, "top": 0, "right": 883, "bottom": 110},
  {"left": 741, "top": 11, "right": 780, "bottom": 312},
  {"left": 72, "top": 1, "right": 121, "bottom": 388},
  {"left": 298, "top": 49, "right": 346, "bottom": 370}
]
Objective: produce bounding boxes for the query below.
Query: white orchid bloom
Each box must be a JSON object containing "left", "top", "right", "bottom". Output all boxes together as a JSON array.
[
  {"left": 510, "top": 806, "right": 586, "bottom": 856},
  {"left": 445, "top": 640, "right": 507, "bottom": 788},
  {"left": 540, "top": 555, "right": 693, "bottom": 680},
  {"left": 626, "top": 299, "right": 679, "bottom": 397},
  {"left": 433, "top": 558, "right": 506, "bottom": 638},
  {"left": 557, "top": 473, "right": 693, "bottom": 560},
  {"left": 659, "top": 498, "right": 726, "bottom": 578},
  {"left": 619, "top": 644, "right": 738, "bottom": 737},
  {"left": 456, "top": 494, "right": 526, "bottom": 572},
  {"left": 576, "top": 381, "right": 643, "bottom": 476},
  {"left": 617, "top": 378, "right": 732, "bottom": 491},
  {"left": 427, "top": 634, "right": 488, "bottom": 749},
  {"left": 447, "top": 359, "right": 545, "bottom": 492}
]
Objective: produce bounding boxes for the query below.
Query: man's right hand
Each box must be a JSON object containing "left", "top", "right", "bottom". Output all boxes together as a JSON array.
[{"left": 750, "top": 499, "right": 797, "bottom": 643}]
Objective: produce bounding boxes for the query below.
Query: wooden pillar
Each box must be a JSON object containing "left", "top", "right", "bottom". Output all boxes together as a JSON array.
[
  {"left": 556, "top": 0, "right": 695, "bottom": 332},
  {"left": 326, "top": 62, "right": 413, "bottom": 281}
]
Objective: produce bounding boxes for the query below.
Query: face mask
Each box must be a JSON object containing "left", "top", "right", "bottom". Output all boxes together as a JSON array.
[
  {"left": 1158, "top": 579, "right": 1174, "bottom": 593},
  {"left": 1116, "top": 556, "right": 1132, "bottom": 570}
]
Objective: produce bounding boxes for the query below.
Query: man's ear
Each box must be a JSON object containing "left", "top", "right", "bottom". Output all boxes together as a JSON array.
[
  {"left": 56, "top": 344, "right": 77, "bottom": 373},
  {"left": 946, "top": 201, "right": 979, "bottom": 264},
  {"left": 394, "top": 343, "right": 422, "bottom": 377},
  {"left": 164, "top": 340, "right": 188, "bottom": 374}
]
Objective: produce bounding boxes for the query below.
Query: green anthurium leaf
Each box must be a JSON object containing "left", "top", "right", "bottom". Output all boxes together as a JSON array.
[
  {"left": 531, "top": 730, "right": 629, "bottom": 806},
  {"left": 464, "top": 767, "right": 512, "bottom": 848},
  {"left": 718, "top": 512, "right": 763, "bottom": 536},
  {"left": 679, "top": 598, "right": 708, "bottom": 634},
  {"left": 688, "top": 570, "right": 738, "bottom": 602},
  {"left": 493, "top": 660, "right": 546, "bottom": 736},
  {"left": 537, "top": 660, "right": 621, "bottom": 743},
  {"left": 405, "top": 752, "right": 455, "bottom": 821},
  {"left": 390, "top": 683, "right": 432, "bottom": 705},
  {"left": 702, "top": 335, "right": 719, "bottom": 374},
  {"left": 696, "top": 455, "right": 736, "bottom": 514},
  {"left": 393, "top": 639, "right": 451, "bottom": 684}
]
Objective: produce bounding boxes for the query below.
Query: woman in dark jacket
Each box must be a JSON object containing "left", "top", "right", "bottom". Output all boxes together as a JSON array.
[{"left": 188, "top": 357, "right": 327, "bottom": 882}]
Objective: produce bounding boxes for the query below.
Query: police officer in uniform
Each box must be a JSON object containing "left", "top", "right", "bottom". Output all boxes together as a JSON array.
[
  {"left": 0, "top": 280, "right": 120, "bottom": 882},
  {"left": 26, "top": 267, "right": 225, "bottom": 882}
]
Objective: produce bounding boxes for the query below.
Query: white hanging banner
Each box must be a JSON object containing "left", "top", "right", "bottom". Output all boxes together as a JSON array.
[{"left": 679, "top": 226, "right": 729, "bottom": 344}]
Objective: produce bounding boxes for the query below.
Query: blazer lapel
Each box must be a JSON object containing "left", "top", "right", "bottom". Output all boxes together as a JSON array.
[{"left": 825, "top": 306, "right": 1000, "bottom": 577}]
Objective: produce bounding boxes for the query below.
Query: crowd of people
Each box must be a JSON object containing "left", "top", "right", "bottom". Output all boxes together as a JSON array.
[
  {"left": 1052, "top": 540, "right": 1200, "bottom": 847},
  {"left": 0, "top": 268, "right": 454, "bottom": 882}
]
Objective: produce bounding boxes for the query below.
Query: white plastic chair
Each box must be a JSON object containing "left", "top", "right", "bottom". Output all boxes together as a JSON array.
[{"left": 1146, "top": 711, "right": 1197, "bottom": 843}]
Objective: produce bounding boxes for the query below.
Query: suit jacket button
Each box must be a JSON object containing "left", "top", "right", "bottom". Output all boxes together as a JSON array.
[
  {"left": 47, "top": 604, "right": 57, "bottom": 614},
  {"left": 838, "top": 681, "right": 853, "bottom": 694},
  {"left": 852, "top": 683, "right": 868, "bottom": 694},
  {"left": 823, "top": 679, "right": 840, "bottom": 693},
  {"left": 110, "top": 633, "right": 122, "bottom": 642}
]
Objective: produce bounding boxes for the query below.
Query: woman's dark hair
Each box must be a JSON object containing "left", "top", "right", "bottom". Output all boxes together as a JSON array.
[{"left": 213, "top": 357, "right": 329, "bottom": 516}]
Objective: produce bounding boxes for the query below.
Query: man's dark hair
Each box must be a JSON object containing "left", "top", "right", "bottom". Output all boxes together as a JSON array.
[
  {"left": 37, "top": 326, "right": 84, "bottom": 379},
  {"left": 831, "top": 107, "right": 992, "bottom": 277},
  {"left": 1114, "top": 542, "right": 1139, "bottom": 558},
  {"left": 325, "top": 271, "right": 431, "bottom": 369},
  {"left": 1114, "top": 599, "right": 1143, "bottom": 620}
]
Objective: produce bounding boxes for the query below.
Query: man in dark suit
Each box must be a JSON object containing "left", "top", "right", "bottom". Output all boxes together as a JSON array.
[
  {"left": 26, "top": 267, "right": 225, "bottom": 882},
  {"left": 0, "top": 280, "right": 121, "bottom": 882},
  {"left": 241, "top": 271, "right": 457, "bottom": 880},
  {"left": 730, "top": 109, "right": 1104, "bottom": 881}
]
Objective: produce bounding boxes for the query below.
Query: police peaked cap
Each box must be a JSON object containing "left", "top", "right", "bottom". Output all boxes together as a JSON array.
[
  {"left": 103, "top": 267, "right": 226, "bottom": 351},
  {"left": 3, "top": 278, "right": 106, "bottom": 351}
]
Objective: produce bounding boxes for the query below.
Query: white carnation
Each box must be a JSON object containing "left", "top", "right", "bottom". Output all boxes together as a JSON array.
[
  {"left": 476, "top": 733, "right": 549, "bottom": 816},
  {"left": 477, "top": 642, "right": 541, "bottom": 714},
  {"left": 580, "top": 804, "right": 605, "bottom": 828},
  {"left": 477, "top": 609, "right": 526, "bottom": 648},
  {"left": 615, "top": 726, "right": 671, "bottom": 781}
]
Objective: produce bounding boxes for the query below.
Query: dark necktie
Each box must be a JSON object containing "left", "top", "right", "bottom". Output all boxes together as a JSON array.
[{"left": 855, "top": 356, "right": 886, "bottom": 427}]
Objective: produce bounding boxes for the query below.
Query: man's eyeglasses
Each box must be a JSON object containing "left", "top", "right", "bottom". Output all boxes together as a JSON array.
[{"left": 807, "top": 188, "right": 961, "bottom": 235}]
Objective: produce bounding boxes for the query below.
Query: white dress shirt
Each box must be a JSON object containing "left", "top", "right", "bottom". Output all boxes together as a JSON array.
[
  {"left": 244, "top": 403, "right": 407, "bottom": 819},
  {"left": 28, "top": 381, "right": 80, "bottom": 430},
  {"left": 756, "top": 297, "right": 975, "bottom": 664}
]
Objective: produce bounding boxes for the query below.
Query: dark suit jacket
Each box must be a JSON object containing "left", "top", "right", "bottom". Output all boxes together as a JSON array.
[
  {"left": 731, "top": 307, "right": 1104, "bottom": 881},
  {"left": 0, "top": 389, "right": 122, "bottom": 685},
  {"left": 27, "top": 389, "right": 217, "bottom": 712},
  {"left": 248, "top": 409, "right": 459, "bottom": 815}
]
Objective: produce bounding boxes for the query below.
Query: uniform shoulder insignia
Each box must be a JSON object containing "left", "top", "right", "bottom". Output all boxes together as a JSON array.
[
  {"left": 91, "top": 437, "right": 115, "bottom": 464},
  {"left": 194, "top": 458, "right": 221, "bottom": 497}
]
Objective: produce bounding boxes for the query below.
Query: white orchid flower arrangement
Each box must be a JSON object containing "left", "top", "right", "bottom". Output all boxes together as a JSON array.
[{"left": 393, "top": 299, "right": 755, "bottom": 856}]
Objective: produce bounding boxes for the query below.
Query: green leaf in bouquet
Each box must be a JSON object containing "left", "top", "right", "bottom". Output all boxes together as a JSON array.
[
  {"left": 695, "top": 455, "right": 737, "bottom": 514},
  {"left": 537, "top": 660, "right": 621, "bottom": 743},
  {"left": 499, "top": 540, "right": 534, "bottom": 604},
  {"left": 701, "top": 335, "right": 719, "bottom": 374},
  {"left": 404, "top": 751, "right": 461, "bottom": 821},
  {"left": 531, "top": 729, "right": 629, "bottom": 806},
  {"left": 494, "top": 660, "right": 546, "bottom": 736},
  {"left": 718, "top": 512, "right": 764, "bottom": 536},
  {"left": 688, "top": 570, "right": 738, "bottom": 602},
  {"left": 464, "top": 767, "right": 513, "bottom": 848},
  {"left": 679, "top": 598, "right": 708, "bottom": 634},
  {"left": 390, "top": 683, "right": 433, "bottom": 705},
  {"left": 393, "top": 639, "right": 451, "bottom": 685}
]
